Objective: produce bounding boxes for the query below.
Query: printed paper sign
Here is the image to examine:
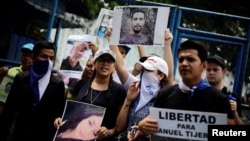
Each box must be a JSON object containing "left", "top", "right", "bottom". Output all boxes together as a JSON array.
[
  {"left": 0, "top": 75, "right": 14, "bottom": 102},
  {"left": 150, "top": 107, "right": 227, "bottom": 141},
  {"left": 92, "top": 8, "right": 113, "bottom": 37},
  {"left": 59, "top": 34, "right": 96, "bottom": 79},
  {"left": 110, "top": 6, "right": 170, "bottom": 46}
]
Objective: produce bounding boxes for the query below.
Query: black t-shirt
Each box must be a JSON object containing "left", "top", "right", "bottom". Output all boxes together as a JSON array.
[
  {"left": 73, "top": 79, "right": 126, "bottom": 141},
  {"left": 154, "top": 84, "right": 233, "bottom": 119}
]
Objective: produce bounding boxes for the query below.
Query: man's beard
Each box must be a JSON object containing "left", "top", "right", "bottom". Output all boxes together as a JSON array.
[{"left": 133, "top": 26, "right": 142, "bottom": 34}]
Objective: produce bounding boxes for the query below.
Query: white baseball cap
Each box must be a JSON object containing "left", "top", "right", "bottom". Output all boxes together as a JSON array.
[
  {"left": 137, "top": 56, "right": 169, "bottom": 76},
  {"left": 94, "top": 49, "right": 116, "bottom": 62}
]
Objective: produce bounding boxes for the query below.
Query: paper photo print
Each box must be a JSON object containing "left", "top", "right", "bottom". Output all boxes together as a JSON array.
[
  {"left": 53, "top": 100, "right": 106, "bottom": 141},
  {"left": 97, "top": 14, "right": 113, "bottom": 37},
  {"left": 149, "top": 107, "right": 227, "bottom": 141},
  {"left": 0, "top": 75, "right": 14, "bottom": 102},
  {"left": 59, "top": 34, "right": 96, "bottom": 79},
  {"left": 110, "top": 6, "right": 170, "bottom": 46},
  {"left": 92, "top": 8, "right": 113, "bottom": 37}
]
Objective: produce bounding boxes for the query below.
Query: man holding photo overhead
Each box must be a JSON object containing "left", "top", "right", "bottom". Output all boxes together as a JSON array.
[{"left": 119, "top": 8, "right": 149, "bottom": 45}]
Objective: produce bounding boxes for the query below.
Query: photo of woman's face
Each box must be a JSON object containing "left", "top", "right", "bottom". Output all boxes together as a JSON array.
[{"left": 75, "top": 115, "right": 103, "bottom": 140}]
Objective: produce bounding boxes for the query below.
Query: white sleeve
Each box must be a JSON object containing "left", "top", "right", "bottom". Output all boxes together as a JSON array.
[{"left": 123, "top": 73, "right": 138, "bottom": 91}]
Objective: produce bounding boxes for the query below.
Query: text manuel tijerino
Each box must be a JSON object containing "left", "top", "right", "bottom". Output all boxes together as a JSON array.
[
  {"left": 150, "top": 108, "right": 227, "bottom": 141},
  {"left": 208, "top": 125, "right": 250, "bottom": 140}
]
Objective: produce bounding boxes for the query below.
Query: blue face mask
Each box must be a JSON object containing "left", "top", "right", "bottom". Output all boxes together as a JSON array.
[
  {"left": 31, "top": 60, "right": 49, "bottom": 75},
  {"left": 29, "top": 60, "right": 50, "bottom": 105}
]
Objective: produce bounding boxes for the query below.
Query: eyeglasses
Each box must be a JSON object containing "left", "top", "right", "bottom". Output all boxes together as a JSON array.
[{"left": 96, "top": 59, "right": 115, "bottom": 64}]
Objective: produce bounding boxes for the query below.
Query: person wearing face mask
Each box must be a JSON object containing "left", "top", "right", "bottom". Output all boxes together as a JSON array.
[
  {"left": 108, "top": 28, "right": 174, "bottom": 141},
  {"left": 0, "top": 41, "right": 66, "bottom": 141}
]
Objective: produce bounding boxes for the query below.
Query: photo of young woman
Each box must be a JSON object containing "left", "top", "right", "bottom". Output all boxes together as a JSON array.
[{"left": 54, "top": 100, "right": 106, "bottom": 141}]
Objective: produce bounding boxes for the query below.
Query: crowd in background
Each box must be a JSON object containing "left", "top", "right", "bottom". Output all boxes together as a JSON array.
[{"left": 0, "top": 6, "right": 249, "bottom": 141}]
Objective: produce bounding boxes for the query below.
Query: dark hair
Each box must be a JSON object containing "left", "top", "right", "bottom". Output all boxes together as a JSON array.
[
  {"left": 157, "top": 70, "right": 168, "bottom": 88},
  {"left": 89, "top": 69, "right": 113, "bottom": 100},
  {"left": 32, "top": 41, "right": 55, "bottom": 57},
  {"left": 58, "top": 109, "right": 104, "bottom": 132},
  {"left": 177, "top": 40, "right": 208, "bottom": 62},
  {"left": 76, "top": 69, "right": 114, "bottom": 103},
  {"left": 130, "top": 8, "right": 146, "bottom": 19},
  {"left": 118, "top": 45, "right": 131, "bottom": 55}
]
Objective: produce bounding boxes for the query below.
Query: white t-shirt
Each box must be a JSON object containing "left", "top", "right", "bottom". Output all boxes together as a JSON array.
[{"left": 112, "top": 67, "right": 134, "bottom": 85}]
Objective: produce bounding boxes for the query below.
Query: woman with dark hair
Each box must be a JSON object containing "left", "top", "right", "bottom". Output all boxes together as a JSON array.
[
  {"left": 55, "top": 109, "right": 104, "bottom": 141},
  {"left": 55, "top": 49, "right": 127, "bottom": 141}
]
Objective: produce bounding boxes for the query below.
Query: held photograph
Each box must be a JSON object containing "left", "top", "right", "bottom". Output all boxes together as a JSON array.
[
  {"left": 58, "top": 34, "right": 96, "bottom": 79},
  {"left": 53, "top": 100, "right": 106, "bottom": 141},
  {"left": 110, "top": 6, "right": 170, "bottom": 46},
  {"left": 92, "top": 8, "right": 113, "bottom": 37},
  {"left": 149, "top": 107, "right": 227, "bottom": 141},
  {"left": 0, "top": 75, "right": 14, "bottom": 103},
  {"left": 97, "top": 14, "right": 113, "bottom": 38}
]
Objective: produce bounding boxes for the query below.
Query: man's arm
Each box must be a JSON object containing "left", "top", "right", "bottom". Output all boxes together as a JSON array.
[
  {"left": 137, "top": 45, "right": 147, "bottom": 58},
  {"left": 228, "top": 100, "right": 243, "bottom": 125},
  {"left": 164, "top": 28, "right": 174, "bottom": 86}
]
